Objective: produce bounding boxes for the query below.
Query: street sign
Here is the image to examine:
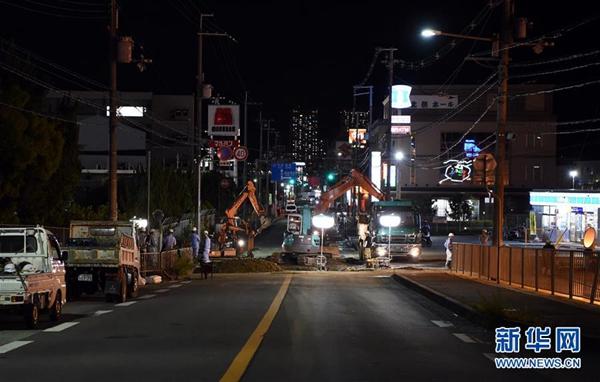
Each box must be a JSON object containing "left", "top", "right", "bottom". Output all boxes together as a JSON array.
[
  {"left": 271, "top": 163, "right": 297, "bottom": 181},
  {"left": 391, "top": 125, "right": 411, "bottom": 135},
  {"left": 233, "top": 146, "right": 249, "bottom": 161},
  {"left": 217, "top": 147, "right": 233, "bottom": 161}
]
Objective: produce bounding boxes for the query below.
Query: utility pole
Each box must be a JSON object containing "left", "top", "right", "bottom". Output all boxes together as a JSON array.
[
  {"left": 108, "top": 0, "right": 118, "bottom": 221},
  {"left": 493, "top": 0, "right": 513, "bottom": 248},
  {"left": 242, "top": 91, "right": 248, "bottom": 185},
  {"left": 195, "top": 14, "right": 228, "bottom": 230}
]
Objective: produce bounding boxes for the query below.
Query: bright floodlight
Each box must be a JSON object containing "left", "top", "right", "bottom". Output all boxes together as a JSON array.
[
  {"left": 379, "top": 214, "right": 401, "bottom": 228},
  {"left": 394, "top": 151, "right": 405, "bottom": 161},
  {"left": 569, "top": 170, "right": 578, "bottom": 177},
  {"left": 312, "top": 214, "right": 335, "bottom": 229},
  {"left": 421, "top": 29, "right": 439, "bottom": 38}
]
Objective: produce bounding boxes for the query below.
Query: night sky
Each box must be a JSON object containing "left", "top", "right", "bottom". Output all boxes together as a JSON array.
[{"left": 1, "top": 0, "right": 599, "bottom": 159}]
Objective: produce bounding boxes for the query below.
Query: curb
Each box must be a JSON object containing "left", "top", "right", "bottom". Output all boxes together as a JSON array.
[
  {"left": 391, "top": 272, "right": 600, "bottom": 350},
  {"left": 391, "top": 273, "right": 480, "bottom": 321}
]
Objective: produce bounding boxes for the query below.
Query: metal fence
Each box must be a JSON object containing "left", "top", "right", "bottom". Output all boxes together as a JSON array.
[
  {"left": 451, "top": 243, "right": 600, "bottom": 305},
  {"left": 140, "top": 248, "right": 193, "bottom": 276}
]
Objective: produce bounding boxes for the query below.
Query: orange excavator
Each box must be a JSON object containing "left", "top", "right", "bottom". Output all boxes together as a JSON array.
[
  {"left": 314, "top": 169, "right": 387, "bottom": 214},
  {"left": 218, "top": 181, "right": 266, "bottom": 256}
]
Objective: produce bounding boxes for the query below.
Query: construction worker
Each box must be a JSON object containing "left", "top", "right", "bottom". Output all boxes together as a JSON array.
[
  {"left": 146, "top": 229, "right": 159, "bottom": 253},
  {"left": 191, "top": 227, "right": 201, "bottom": 260},
  {"left": 202, "top": 231, "right": 212, "bottom": 263},
  {"left": 444, "top": 233, "right": 454, "bottom": 269},
  {"left": 163, "top": 228, "right": 177, "bottom": 251}
]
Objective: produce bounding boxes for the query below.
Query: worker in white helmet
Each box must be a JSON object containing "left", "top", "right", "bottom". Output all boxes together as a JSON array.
[{"left": 444, "top": 233, "right": 454, "bottom": 269}]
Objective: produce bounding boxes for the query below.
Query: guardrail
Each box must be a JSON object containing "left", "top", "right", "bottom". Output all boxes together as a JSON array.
[
  {"left": 140, "top": 248, "right": 193, "bottom": 277},
  {"left": 451, "top": 243, "right": 600, "bottom": 305}
]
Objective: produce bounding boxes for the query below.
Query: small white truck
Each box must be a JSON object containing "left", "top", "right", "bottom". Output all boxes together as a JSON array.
[{"left": 0, "top": 227, "right": 67, "bottom": 328}]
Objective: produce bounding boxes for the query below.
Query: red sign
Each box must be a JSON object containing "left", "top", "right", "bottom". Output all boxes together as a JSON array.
[
  {"left": 209, "top": 139, "right": 239, "bottom": 149},
  {"left": 234, "top": 146, "right": 249, "bottom": 161},
  {"left": 214, "top": 107, "right": 233, "bottom": 125}
]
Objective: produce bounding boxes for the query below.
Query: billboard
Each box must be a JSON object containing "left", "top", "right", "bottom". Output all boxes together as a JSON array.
[
  {"left": 348, "top": 128, "right": 367, "bottom": 145},
  {"left": 207, "top": 105, "right": 240, "bottom": 137},
  {"left": 410, "top": 95, "right": 458, "bottom": 109},
  {"left": 391, "top": 85, "right": 412, "bottom": 109}
]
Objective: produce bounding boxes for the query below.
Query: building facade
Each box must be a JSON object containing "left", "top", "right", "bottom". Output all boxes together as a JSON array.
[
  {"left": 290, "top": 109, "right": 325, "bottom": 170},
  {"left": 368, "top": 84, "right": 558, "bottom": 221}
]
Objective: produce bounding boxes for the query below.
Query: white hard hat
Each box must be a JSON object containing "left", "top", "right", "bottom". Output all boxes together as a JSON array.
[
  {"left": 3, "top": 263, "right": 16, "bottom": 273},
  {"left": 448, "top": 233, "right": 455, "bottom": 237},
  {"left": 169, "top": 228, "right": 174, "bottom": 233},
  {"left": 192, "top": 227, "right": 197, "bottom": 232}
]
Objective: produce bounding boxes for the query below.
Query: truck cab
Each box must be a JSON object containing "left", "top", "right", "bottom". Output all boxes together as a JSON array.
[
  {"left": 369, "top": 200, "right": 422, "bottom": 261},
  {"left": 0, "top": 227, "right": 67, "bottom": 328}
]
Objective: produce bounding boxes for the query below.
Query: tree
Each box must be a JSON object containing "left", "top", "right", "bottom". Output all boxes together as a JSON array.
[
  {"left": 0, "top": 82, "right": 67, "bottom": 223},
  {"left": 412, "top": 195, "right": 435, "bottom": 221}
]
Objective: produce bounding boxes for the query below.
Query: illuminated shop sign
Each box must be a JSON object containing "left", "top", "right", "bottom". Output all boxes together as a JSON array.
[{"left": 439, "top": 159, "right": 472, "bottom": 184}]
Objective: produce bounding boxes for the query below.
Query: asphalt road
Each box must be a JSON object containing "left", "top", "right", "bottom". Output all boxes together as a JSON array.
[{"left": 2, "top": 273, "right": 596, "bottom": 381}]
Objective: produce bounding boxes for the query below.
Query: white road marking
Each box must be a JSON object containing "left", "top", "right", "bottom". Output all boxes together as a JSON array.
[
  {"left": 139, "top": 294, "right": 156, "bottom": 299},
  {"left": 156, "top": 289, "right": 170, "bottom": 293},
  {"left": 431, "top": 320, "right": 454, "bottom": 328},
  {"left": 115, "top": 301, "right": 137, "bottom": 307},
  {"left": 483, "top": 353, "right": 496, "bottom": 361},
  {"left": 93, "top": 310, "right": 113, "bottom": 316},
  {"left": 0, "top": 341, "right": 34, "bottom": 354},
  {"left": 372, "top": 275, "right": 391, "bottom": 278},
  {"left": 453, "top": 333, "right": 477, "bottom": 343},
  {"left": 180, "top": 281, "right": 192, "bottom": 284},
  {"left": 168, "top": 284, "right": 182, "bottom": 289},
  {"left": 43, "top": 322, "right": 80, "bottom": 332}
]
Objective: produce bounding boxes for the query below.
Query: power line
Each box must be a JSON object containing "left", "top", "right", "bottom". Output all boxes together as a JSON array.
[
  {"left": 511, "top": 61, "right": 600, "bottom": 79},
  {"left": 0, "top": 0, "right": 107, "bottom": 19},
  {"left": 412, "top": 73, "right": 498, "bottom": 136},
  {"left": 510, "top": 79, "right": 600, "bottom": 98},
  {"left": 21, "top": 0, "right": 107, "bottom": 13},
  {"left": 512, "top": 49, "right": 600, "bottom": 68}
]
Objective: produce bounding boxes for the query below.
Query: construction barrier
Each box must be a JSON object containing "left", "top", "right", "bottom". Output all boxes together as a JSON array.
[
  {"left": 140, "top": 248, "right": 193, "bottom": 276},
  {"left": 451, "top": 243, "right": 600, "bottom": 305}
]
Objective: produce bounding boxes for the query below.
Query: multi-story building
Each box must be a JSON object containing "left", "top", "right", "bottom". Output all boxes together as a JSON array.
[
  {"left": 290, "top": 109, "right": 325, "bottom": 170},
  {"left": 340, "top": 110, "right": 369, "bottom": 145},
  {"left": 368, "top": 84, "right": 558, "bottom": 220}
]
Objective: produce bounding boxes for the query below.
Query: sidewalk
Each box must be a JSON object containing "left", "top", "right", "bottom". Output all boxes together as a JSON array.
[{"left": 393, "top": 269, "right": 600, "bottom": 343}]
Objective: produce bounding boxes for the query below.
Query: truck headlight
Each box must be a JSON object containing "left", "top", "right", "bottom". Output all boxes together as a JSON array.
[
  {"left": 375, "top": 247, "right": 387, "bottom": 257},
  {"left": 409, "top": 247, "right": 420, "bottom": 258},
  {"left": 237, "top": 239, "right": 245, "bottom": 248}
]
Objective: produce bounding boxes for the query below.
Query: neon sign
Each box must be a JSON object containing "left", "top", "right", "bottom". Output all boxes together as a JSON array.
[
  {"left": 464, "top": 139, "right": 481, "bottom": 158},
  {"left": 439, "top": 159, "right": 472, "bottom": 184}
]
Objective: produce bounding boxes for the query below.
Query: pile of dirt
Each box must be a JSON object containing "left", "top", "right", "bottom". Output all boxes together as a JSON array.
[{"left": 215, "top": 258, "right": 282, "bottom": 273}]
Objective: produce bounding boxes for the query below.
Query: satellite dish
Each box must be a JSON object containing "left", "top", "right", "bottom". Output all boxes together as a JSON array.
[{"left": 583, "top": 227, "right": 596, "bottom": 251}]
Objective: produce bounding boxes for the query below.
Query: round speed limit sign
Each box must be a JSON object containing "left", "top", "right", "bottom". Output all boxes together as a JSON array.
[{"left": 234, "top": 146, "right": 249, "bottom": 161}]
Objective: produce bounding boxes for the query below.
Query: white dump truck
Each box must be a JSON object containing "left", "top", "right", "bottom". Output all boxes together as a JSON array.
[{"left": 0, "top": 227, "right": 67, "bottom": 328}]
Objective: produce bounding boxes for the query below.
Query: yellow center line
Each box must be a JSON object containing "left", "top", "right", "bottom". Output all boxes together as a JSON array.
[{"left": 220, "top": 274, "right": 293, "bottom": 382}]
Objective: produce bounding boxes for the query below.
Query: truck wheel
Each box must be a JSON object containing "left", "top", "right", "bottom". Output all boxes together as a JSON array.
[
  {"left": 127, "top": 270, "right": 139, "bottom": 298},
  {"left": 25, "top": 304, "right": 40, "bottom": 329},
  {"left": 116, "top": 272, "right": 127, "bottom": 303},
  {"left": 49, "top": 292, "right": 62, "bottom": 321}
]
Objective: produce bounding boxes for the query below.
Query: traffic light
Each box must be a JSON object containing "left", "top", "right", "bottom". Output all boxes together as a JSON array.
[
  {"left": 326, "top": 172, "right": 336, "bottom": 182},
  {"left": 288, "top": 178, "right": 296, "bottom": 185}
]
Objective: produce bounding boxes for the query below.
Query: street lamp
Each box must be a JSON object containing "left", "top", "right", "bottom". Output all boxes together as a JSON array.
[
  {"left": 312, "top": 214, "right": 335, "bottom": 271},
  {"left": 420, "top": 28, "right": 494, "bottom": 42},
  {"left": 379, "top": 214, "right": 401, "bottom": 262},
  {"left": 569, "top": 170, "right": 578, "bottom": 190},
  {"left": 394, "top": 151, "right": 405, "bottom": 161},
  {"left": 421, "top": 28, "right": 440, "bottom": 38}
]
